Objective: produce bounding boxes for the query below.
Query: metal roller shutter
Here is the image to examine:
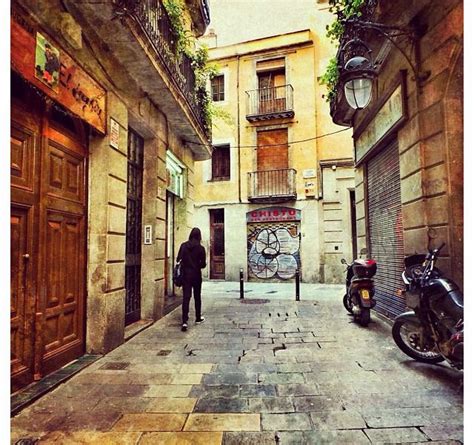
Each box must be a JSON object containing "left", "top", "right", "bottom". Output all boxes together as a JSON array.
[{"left": 367, "top": 140, "right": 405, "bottom": 318}]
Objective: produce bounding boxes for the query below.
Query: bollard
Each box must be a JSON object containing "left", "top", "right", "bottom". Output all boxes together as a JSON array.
[
  {"left": 240, "top": 268, "right": 244, "bottom": 299},
  {"left": 295, "top": 268, "right": 300, "bottom": 301}
]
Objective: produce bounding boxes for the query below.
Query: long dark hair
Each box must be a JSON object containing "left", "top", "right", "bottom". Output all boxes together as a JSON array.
[{"left": 188, "top": 227, "right": 202, "bottom": 246}]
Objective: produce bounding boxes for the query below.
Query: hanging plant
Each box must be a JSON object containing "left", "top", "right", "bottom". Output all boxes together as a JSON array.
[
  {"left": 321, "top": 0, "right": 366, "bottom": 102},
  {"left": 163, "top": 0, "right": 193, "bottom": 56}
]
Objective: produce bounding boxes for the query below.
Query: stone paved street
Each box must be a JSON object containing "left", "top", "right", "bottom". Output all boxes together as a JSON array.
[{"left": 11, "top": 283, "right": 463, "bottom": 444}]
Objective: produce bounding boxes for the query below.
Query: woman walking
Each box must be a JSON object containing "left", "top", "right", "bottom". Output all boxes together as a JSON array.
[{"left": 177, "top": 227, "right": 207, "bottom": 331}]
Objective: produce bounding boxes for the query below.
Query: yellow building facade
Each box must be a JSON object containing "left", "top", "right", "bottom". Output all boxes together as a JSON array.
[{"left": 194, "top": 21, "right": 356, "bottom": 283}]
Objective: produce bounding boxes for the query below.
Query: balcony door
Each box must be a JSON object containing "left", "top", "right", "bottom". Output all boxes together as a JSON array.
[
  {"left": 256, "top": 129, "right": 288, "bottom": 196},
  {"left": 257, "top": 57, "right": 286, "bottom": 114}
]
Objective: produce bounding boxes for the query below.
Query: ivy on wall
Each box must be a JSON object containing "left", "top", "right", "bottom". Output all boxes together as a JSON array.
[{"left": 163, "top": 0, "right": 231, "bottom": 131}]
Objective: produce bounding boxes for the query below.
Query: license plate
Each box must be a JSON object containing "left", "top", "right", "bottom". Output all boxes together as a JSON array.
[{"left": 360, "top": 289, "right": 370, "bottom": 300}]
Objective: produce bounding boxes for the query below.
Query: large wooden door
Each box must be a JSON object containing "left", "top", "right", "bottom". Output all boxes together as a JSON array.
[
  {"left": 11, "top": 96, "right": 40, "bottom": 390},
  {"left": 256, "top": 129, "right": 288, "bottom": 196},
  {"left": 210, "top": 209, "right": 225, "bottom": 279},
  {"left": 11, "top": 75, "right": 87, "bottom": 391}
]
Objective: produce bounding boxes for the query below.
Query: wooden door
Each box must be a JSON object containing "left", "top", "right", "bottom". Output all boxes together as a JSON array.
[
  {"left": 11, "top": 74, "right": 88, "bottom": 391},
  {"left": 40, "top": 110, "right": 87, "bottom": 376},
  {"left": 256, "top": 129, "right": 288, "bottom": 196},
  {"left": 11, "top": 96, "right": 40, "bottom": 390},
  {"left": 210, "top": 209, "right": 225, "bottom": 279}
]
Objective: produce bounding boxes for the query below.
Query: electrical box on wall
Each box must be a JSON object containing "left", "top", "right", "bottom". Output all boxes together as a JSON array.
[{"left": 304, "top": 180, "right": 316, "bottom": 197}]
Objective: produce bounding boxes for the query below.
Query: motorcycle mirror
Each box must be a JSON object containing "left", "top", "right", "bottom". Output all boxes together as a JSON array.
[
  {"left": 359, "top": 248, "right": 368, "bottom": 256},
  {"left": 341, "top": 258, "right": 347, "bottom": 265}
]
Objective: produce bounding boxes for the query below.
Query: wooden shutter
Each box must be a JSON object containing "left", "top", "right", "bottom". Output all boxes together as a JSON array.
[
  {"left": 257, "top": 129, "right": 288, "bottom": 171},
  {"left": 212, "top": 145, "right": 230, "bottom": 180}
]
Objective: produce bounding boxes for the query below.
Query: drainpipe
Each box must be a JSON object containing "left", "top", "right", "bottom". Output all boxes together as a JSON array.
[{"left": 237, "top": 55, "right": 242, "bottom": 203}]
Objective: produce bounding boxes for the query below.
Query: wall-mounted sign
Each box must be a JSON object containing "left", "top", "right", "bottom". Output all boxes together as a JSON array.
[
  {"left": 11, "top": 15, "right": 107, "bottom": 134},
  {"left": 354, "top": 79, "right": 407, "bottom": 164},
  {"left": 303, "top": 169, "right": 316, "bottom": 179},
  {"left": 110, "top": 118, "right": 120, "bottom": 149},
  {"left": 247, "top": 207, "right": 301, "bottom": 223},
  {"left": 144, "top": 225, "right": 153, "bottom": 245}
]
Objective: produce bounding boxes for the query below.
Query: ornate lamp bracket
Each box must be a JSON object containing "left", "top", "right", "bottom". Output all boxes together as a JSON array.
[{"left": 344, "top": 18, "right": 431, "bottom": 87}]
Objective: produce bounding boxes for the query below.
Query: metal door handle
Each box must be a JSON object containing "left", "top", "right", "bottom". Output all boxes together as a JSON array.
[{"left": 23, "top": 254, "right": 30, "bottom": 259}]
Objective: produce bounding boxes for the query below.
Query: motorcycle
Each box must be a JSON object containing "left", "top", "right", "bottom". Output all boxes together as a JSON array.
[
  {"left": 392, "top": 243, "right": 463, "bottom": 369},
  {"left": 341, "top": 256, "right": 377, "bottom": 326}
]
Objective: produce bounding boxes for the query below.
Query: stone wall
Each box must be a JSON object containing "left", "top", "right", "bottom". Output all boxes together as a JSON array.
[{"left": 352, "top": 0, "right": 463, "bottom": 288}]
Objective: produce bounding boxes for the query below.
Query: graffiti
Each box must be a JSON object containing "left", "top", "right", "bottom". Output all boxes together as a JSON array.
[{"left": 247, "top": 224, "right": 301, "bottom": 280}]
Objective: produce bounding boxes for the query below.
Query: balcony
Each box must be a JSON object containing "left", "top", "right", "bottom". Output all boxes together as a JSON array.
[
  {"left": 246, "top": 85, "right": 295, "bottom": 122},
  {"left": 63, "top": 0, "right": 211, "bottom": 159},
  {"left": 248, "top": 169, "right": 297, "bottom": 203}
]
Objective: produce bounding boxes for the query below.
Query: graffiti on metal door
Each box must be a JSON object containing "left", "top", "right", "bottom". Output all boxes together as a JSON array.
[{"left": 247, "top": 222, "right": 301, "bottom": 280}]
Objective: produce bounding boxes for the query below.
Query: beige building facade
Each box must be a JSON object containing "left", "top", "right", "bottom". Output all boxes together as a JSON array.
[
  {"left": 11, "top": 0, "right": 211, "bottom": 391},
  {"left": 194, "top": 21, "right": 356, "bottom": 284}
]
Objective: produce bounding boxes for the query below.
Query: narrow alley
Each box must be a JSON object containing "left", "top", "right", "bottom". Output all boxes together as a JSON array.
[{"left": 11, "top": 284, "right": 463, "bottom": 444}]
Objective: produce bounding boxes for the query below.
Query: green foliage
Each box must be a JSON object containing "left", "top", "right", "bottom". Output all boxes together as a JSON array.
[
  {"left": 190, "top": 46, "right": 232, "bottom": 131},
  {"left": 320, "top": 57, "right": 339, "bottom": 103},
  {"left": 326, "top": 0, "right": 366, "bottom": 44},
  {"left": 322, "top": 0, "right": 366, "bottom": 102},
  {"left": 163, "top": 1, "right": 229, "bottom": 132},
  {"left": 163, "top": 0, "right": 193, "bottom": 55}
]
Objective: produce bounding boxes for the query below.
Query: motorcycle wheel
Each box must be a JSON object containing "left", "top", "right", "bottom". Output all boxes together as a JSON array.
[
  {"left": 392, "top": 319, "right": 445, "bottom": 364},
  {"left": 359, "top": 308, "right": 370, "bottom": 327},
  {"left": 343, "top": 294, "right": 353, "bottom": 314}
]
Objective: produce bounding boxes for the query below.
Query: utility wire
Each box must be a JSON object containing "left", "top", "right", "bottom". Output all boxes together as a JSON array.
[{"left": 185, "top": 127, "right": 351, "bottom": 149}]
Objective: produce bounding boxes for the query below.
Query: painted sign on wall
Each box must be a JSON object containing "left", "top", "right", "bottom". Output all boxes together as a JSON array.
[
  {"left": 11, "top": 14, "right": 107, "bottom": 134},
  {"left": 247, "top": 206, "right": 301, "bottom": 223},
  {"left": 247, "top": 207, "right": 301, "bottom": 280}
]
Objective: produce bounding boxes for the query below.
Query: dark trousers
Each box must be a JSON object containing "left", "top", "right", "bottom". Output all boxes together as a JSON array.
[{"left": 182, "top": 279, "right": 202, "bottom": 324}]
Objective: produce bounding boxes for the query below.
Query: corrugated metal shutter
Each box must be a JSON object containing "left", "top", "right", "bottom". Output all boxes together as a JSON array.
[{"left": 367, "top": 140, "right": 405, "bottom": 318}]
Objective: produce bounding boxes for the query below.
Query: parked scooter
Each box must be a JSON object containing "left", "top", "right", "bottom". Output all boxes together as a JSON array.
[
  {"left": 342, "top": 255, "right": 377, "bottom": 326},
  {"left": 392, "top": 243, "right": 463, "bottom": 369}
]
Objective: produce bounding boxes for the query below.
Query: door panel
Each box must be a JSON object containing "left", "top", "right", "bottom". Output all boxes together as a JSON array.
[
  {"left": 11, "top": 206, "right": 34, "bottom": 381},
  {"left": 210, "top": 209, "right": 225, "bottom": 279},
  {"left": 11, "top": 123, "right": 36, "bottom": 191},
  {"left": 41, "top": 125, "right": 86, "bottom": 373},
  {"left": 257, "top": 129, "right": 288, "bottom": 171}
]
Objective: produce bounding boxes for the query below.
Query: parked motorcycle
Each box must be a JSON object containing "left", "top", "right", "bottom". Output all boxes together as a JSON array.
[
  {"left": 392, "top": 243, "right": 463, "bottom": 369},
  {"left": 342, "top": 256, "right": 377, "bottom": 326}
]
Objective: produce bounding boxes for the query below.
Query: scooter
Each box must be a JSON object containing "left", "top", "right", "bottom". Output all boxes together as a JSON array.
[
  {"left": 392, "top": 243, "right": 463, "bottom": 369},
  {"left": 342, "top": 256, "right": 377, "bottom": 326}
]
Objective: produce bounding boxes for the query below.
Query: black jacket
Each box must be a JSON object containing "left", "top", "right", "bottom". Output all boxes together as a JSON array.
[{"left": 177, "top": 240, "right": 206, "bottom": 282}]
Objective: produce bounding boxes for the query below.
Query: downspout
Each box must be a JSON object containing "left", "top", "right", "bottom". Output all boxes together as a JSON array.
[{"left": 237, "top": 55, "right": 242, "bottom": 203}]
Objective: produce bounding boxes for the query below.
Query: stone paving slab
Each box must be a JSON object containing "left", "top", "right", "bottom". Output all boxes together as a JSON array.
[{"left": 11, "top": 288, "right": 464, "bottom": 444}]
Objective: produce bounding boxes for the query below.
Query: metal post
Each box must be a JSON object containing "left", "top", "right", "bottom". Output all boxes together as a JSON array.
[
  {"left": 240, "top": 268, "right": 244, "bottom": 299},
  {"left": 295, "top": 268, "right": 300, "bottom": 301}
]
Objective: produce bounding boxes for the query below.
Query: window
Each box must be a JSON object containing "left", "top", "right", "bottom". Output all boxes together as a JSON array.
[
  {"left": 211, "top": 75, "right": 225, "bottom": 102},
  {"left": 211, "top": 144, "right": 230, "bottom": 181}
]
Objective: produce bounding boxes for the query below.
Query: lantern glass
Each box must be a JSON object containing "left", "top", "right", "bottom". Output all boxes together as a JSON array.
[{"left": 344, "top": 77, "right": 373, "bottom": 109}]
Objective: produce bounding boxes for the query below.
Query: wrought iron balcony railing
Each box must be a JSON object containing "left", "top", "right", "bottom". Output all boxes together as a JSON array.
[
  {"left": 248, "top": 169, "right": 297, "bottom": 202},
  {"left": 246, "top": 85, "right": 295, "bottom": 121},
  {"left": 115, "top": 0, "right": 210, "bottom": 139}
]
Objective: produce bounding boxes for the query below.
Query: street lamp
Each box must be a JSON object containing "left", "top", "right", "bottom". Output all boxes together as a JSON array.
[{"left": 337, "top": 19, "right": 430, "bottom": 110}]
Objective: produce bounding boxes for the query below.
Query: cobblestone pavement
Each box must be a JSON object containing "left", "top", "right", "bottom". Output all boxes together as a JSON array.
[{"left": 11, "top": 284, "right": 463, "bottom": 444}]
